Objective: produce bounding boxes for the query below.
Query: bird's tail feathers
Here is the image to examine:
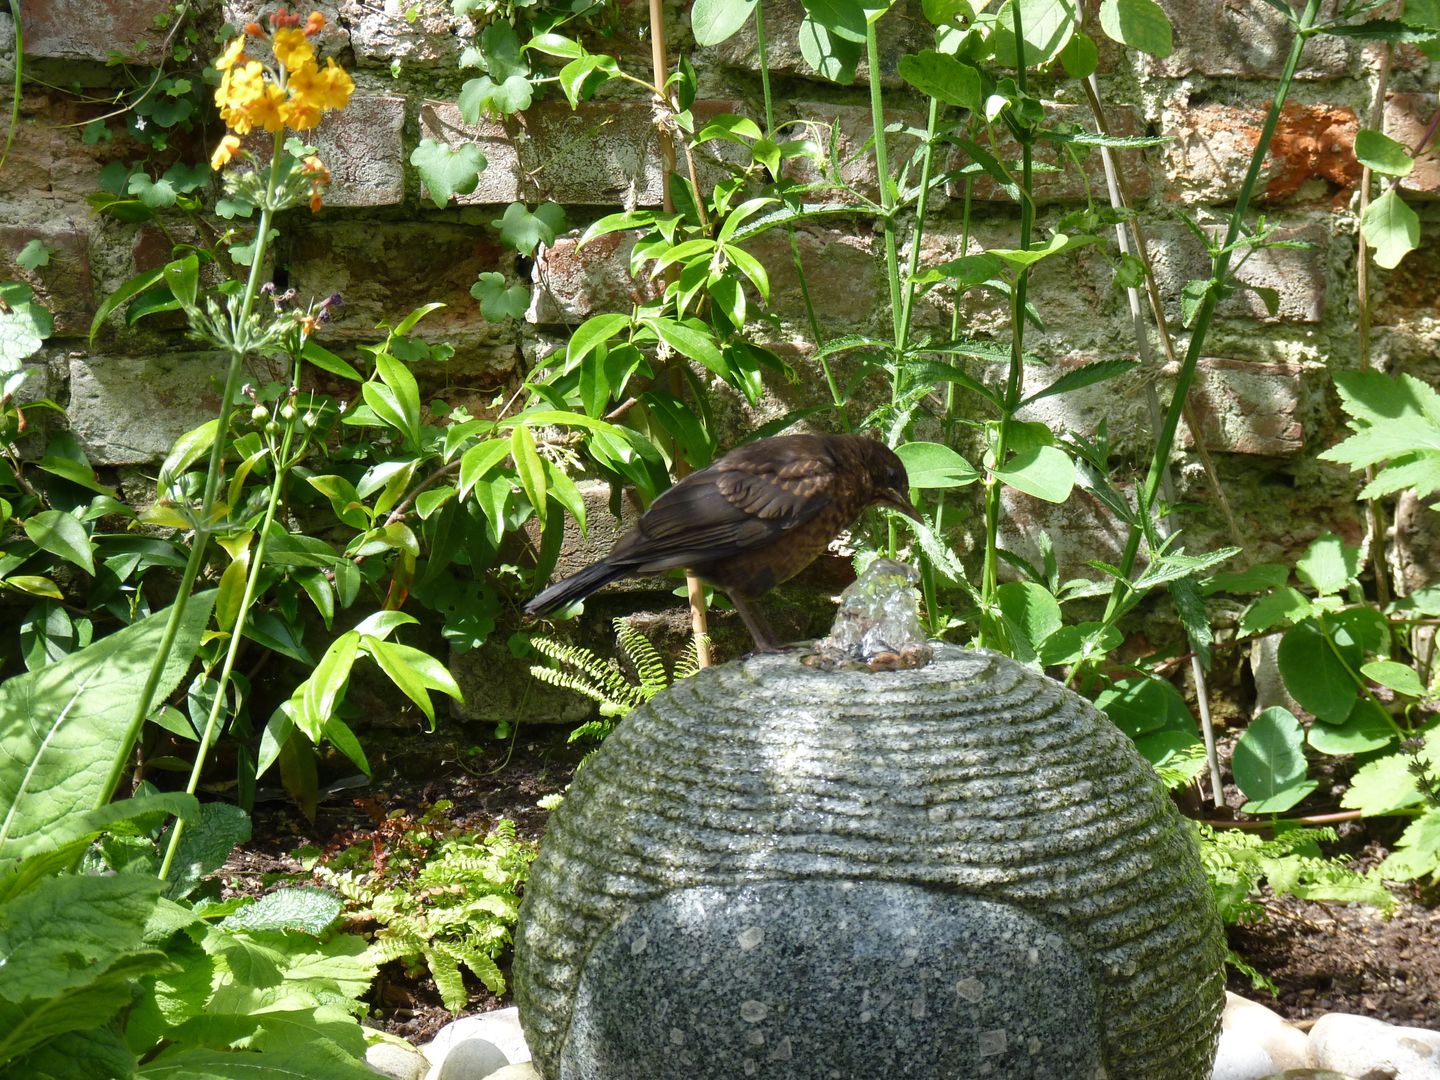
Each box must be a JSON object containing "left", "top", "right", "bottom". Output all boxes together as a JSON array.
[{"left": 524, "top": 561, "right": 626, "bottom": 616}]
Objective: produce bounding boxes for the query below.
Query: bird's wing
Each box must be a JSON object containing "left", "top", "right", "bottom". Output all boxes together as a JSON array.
[{"left": 609, "top": 442, "right": 839, "bottom": 571}]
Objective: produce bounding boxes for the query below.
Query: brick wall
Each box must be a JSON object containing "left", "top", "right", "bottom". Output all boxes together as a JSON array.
[{"left": 3, "top": 0, "right": 1437, "bottom": 718}]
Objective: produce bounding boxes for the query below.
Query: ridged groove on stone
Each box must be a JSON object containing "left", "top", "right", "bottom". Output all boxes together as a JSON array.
[{"left": 514, "top": 646, "right": 1224, "bottom": 1078}]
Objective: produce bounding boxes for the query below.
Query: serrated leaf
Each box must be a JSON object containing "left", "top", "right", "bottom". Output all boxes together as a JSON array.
[
  {"left": 898, "top": 51, "right": 982, "bottom": 111},
  {"left": 1238, "top": 586, "right": 1312, "bottom": 637},
  {"left": 1294, "top": 531, "right": 1359, "bottom": 596},
  {"left": 1379, "top": 808, "right": 1440, "bottom": 882}
]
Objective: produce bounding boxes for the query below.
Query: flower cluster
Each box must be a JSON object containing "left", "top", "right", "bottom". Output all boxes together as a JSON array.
[{"left": 211, "top": 7, "right": 354, "bottom": 163}]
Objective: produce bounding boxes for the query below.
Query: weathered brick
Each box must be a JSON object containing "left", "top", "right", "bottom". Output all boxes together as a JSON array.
[
  {"left": 1146, "top": 0, "right": 1354, "bottom": 79},
  {"left": 0, "top": 94, "right": 132, "bottom": 206},
  {"left": 530, "top": 232, "right": 661, "bottom": 324},
  {"left": 20, "top": 0, "right": 172, "bottom": 63},
  {"left": 1015, "top": 352, "right": 1154, "bottom": 455},
  {"left": 68, "top": 352, "right": 230, "bottom": 465},
  {"left": 1162, "top": 102, "right": 1361, "bottom": 204},
  {"left": 417, "top": 99, "right": 747, "bottom": 208},
  {"left": 1374, "top": 221, "right": 1440, "bottom": 324},
  {"left": 0, "top": 220, "right": 94, "bottom": 337},
  {"left": 312, "top": 95, "right": 407, "bottom": 207},
  {"left": 998, "top": 486, "right": 1133, "bottom": 584},
  {"left": 699, "top": 0, "right": 924, "bottom": 87},
  {"left": 284, "top": 219, "right": 516, "bottom": 358},
  {"left": 1385, "top": 93, "right": 1440, "bottom": 200},
  {"left": 1145, "top": 219, "right": 1329, "bottom": 324},
  {"left": 746, "top": 226, "right": 885, "bottom": 330},
  {"left": 1180, "top": 357, "right": 1306, "bottom": 457},
  {"left": 336, "top": 0, "right": 464, "bottom": 69},
  {"left": 957, "top": 104, "right": 1153, "bottom": 205}
]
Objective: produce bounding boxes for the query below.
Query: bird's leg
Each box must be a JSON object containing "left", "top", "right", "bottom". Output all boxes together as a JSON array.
[{"left": 729, "top": 593, "right": 782, "bottom": 653}]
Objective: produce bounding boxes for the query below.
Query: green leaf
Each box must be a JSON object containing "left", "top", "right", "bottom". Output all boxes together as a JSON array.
[
  {"left": 458, "top": 73, "right": 533, "bottom": 120},
  {"left": 136, "top": 1041, "right": 378, "bottom": 1079},
  {"left": 996, "top": 580, "right": 1062, "bottom": 657},
  {"left": 1059, "top": 29, "right": 1099, "bottom": 78},
  {"left": 898, "top": 51, "right": 982, "bottom": 111},
  {"left": 1379, "top": 809, "right": 1440, "bottom": 882},
  {"left": 1361, "top": 659, "right": 1426, "bottom": 698},
  {"left": 994, "top": 445, "right": 1075, "bottom": 503},
  {"left": 647, "top": 316, "right": 727, "bottom": 377},
  {"left": 301, "top": 340, "right": 362, "bottom": 381},
  {"left": 894, "top": 441, "right": 979, "bottom": 489},
  {"left": 1019, "top": 359, "right": 1137, "bottom": 406},
  {"left": 799, "top": 0, "right": 867, "bottom": 42},
  {"left": 692, "top": 0, "right": 758, "bottom": 45},
  {"left": 1202, "top": 562, "right": 1289, "bottom": 596},
  {"left": 410, "top": 139, "right": 487, "bottom": 209},
  {"left": 1238, "top": 586, "right": 1312, "bottom": 637},
  {"left": 1307, "top": 698, "right": 1396, "bottom": 755},
  {"left": 511, "top": 423, "right": 548, "bottom": 528},
  {"left": 1276, "top": 620, "right": 1359, "bottom": 723},
  {"left": 470, "top": 272, "right": 529, "bottom": 321},
  {"left": 993, "top": 0, "right": 1078, "bottom": 66},
  {"left": 24, "top": 510, "right": 95, "bottom": 575},
  {"left": 1320, "top": 371, "right": 1440, "bottom": 474},
  {"left": 1098, "top": 0, "right": 1174, "bottom": 57},
  {"left": 1294, "top": 532, "right": 1359, "bottom": 596},
  {"left": 1233, "top": 706, "right": 1313, "bottom": 813},
  {"left": 301, "top": 631, "right": 361, "bottom": 737},
  {"left": 567, "top": 313, "right": 631, "bottom": 369},
  {"left": 1360, "top": 188, "right": 1420, "bottom": 269},
  {"left": 1342, "top": 747, "right": 1429, "bottom": 815},
  {"left": 1095, "top": 675, "right": 1194, "bottom": 739},
  {"left": 492, "top": 202, "right": 567, "bottom": 257},
  {"left": 126, "top": 171, "right": 177, "bottom": 209},
  {"left": 557, "top": 54, "right": 620, "bottom": 107},
  {"left": 0, "top": 283, "right": 55, "bottom": 368},
  {"left": 797, "top": 13, "right": 861, "bottom": 83},
  {"left": 366, "top": 353, "right": 422, "bottom": 447},
  {"left": 1180, "top": 278, "right": 1213, "bottom": 327},
  {"left": 15, "top": 239, "right": 54, "bottom": 271},
  {"left": 220, "top": 887, "right": 341, "bottom": 935},
  {"left": 363, "top": 639, "right": 463, "bottom": 729},
  {"left": 459, "top": 439, "right": 513, "bottom": 499},
  {"left": 1354, "top": 128, "right": 1414, "bottom": 177},
  {"left": 163, "top": 801, "right": 251, "bottom": 900},
  {"left": 988, "top": 233, "right": 1100, "bottom": 271}
]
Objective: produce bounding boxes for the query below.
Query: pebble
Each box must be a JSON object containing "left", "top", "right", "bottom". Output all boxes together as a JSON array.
[
  {"left": 1308, "top": 1012, "right": 1440, "bottom": 1080},
  {"left": 420, "top": 1006, "right": 532, "bottom": 1080},
  {"left": 372, "top": 995, "right": 1440, "bottom": 1080}
]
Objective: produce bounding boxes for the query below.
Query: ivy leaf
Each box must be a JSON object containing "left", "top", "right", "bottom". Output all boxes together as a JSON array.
[
  {"left": 1360, "top": 188, "right": 1420, "bottom": 270},
  {"left": 0, "top": 283, "right": 54, "bottom": 369},
  {"left": 16, "top": 239, "right": 54, "bottom": 271},
  {"left": 126, "top": 171, "right": 178, "bottom": 209},
  {"left": 492, "top": 202, "right": 567, "bottom": 257},
  {"left": 470, "top": 272, "right": 530, "bottom": 321},
  {"left": 458, "top": 74, "right": 533, "bottom": 120},
  {"left": 481, "top": 20, "right": 527, "bottom": 78},
  {"left": 411, "top": 139, "right": 487, "bottom": 208}
]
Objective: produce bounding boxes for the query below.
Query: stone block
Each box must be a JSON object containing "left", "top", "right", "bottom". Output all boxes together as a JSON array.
[
  {"left": 998, "top": 484, "right": 1133, "bottom": 584},
  {"left": 283, "top": 219, "right": 515, "bottom": 361},
  {"left": 1374, "top": 221, "right": 1440, "bottom": 324},
  {"left": 0, "top": 94, "right": 129, "bottom": 206},
  {"left": 312, "top": 95, "right": 407, "bottom": 208},
  {"left": 781, "top": 102, "right": 925, "bottom": 204},
  {"left": 417, "top": 100, "right": 747, "bottom": 208},
  {"left": 745, "top": 225, "right": 884, "bottom": 330},
  {"left": 1386, "top": 93, "right": 1440, "bottom": 200},
  {"left": 1016, "top": 352, "right": 1155, "bottom": 454},
  {"left": 336, "top": 0, "right": 464, "bottom": 69},
  {"left": 1145, "top": 218, "right": 1330, "bottom": 325},
  {"left": 1181, "top": 357, "right": 1306, "bottom": 457},
  {"left": 67, "top": 352, "right": 231, "bottom": 465},
  {"left": 530, "top": 232, "right": 662, "bottom": 324},
  {"left": 0, "top": 219, "right": 93, "bottom": 337},
  {"left": 1146, "top": 0, "right": 1354, "bottom": 79},
  {"left": 957, "top": 104, "right": 1153, "bottom": 205},
  {"left": 1161, "top": 103, "right": 1359, "bottom": 204},
  {"left": 20, "top": 0, "right": 172, "bottom": 63}
]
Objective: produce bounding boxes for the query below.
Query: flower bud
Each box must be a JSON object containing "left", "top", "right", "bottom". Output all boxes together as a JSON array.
[
  {"left": 250, "top": 404, "right": 269, "bottom": 422},
  {"left": 265, "top": 420, "right": 281, "bottom": 435},
  {"left": 303, "top": 411, "right": 319, "bottom": 429},
  {"left": 280, "top": 403, "right": 297, "bottom": 421}
]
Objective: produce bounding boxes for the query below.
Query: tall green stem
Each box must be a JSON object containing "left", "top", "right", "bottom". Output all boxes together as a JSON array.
[
  {"left": 160, "top": 416, "right": 296, "bottom": 879},
  {"left": 1102, "top": 0, "right": 1321, "bottom": 623},
  {"left": 978, "top": 1, "right": 1035, "bottom": 645},
  {"left": 97, "top": 133, "right": 285, "bottom": 809},
  {"left": 864, "top": 19, "right": 904, "bottom": 368}
]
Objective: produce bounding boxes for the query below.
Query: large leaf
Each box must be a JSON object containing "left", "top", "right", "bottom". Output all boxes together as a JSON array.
[
  {"left": 692, "top": 0, "right": 759, "bottom": 44},
  {"left": 1275, "top": 619, "right": 1359, "bottom": 723},
  {"left": 895, "top": 441, "right": 979, "bottom": 489},
  {"left": 1360, "top": 188, "right": 1420, "bottom": 269},
  {"left": 1232, "top": 706, "right": 1316, "bottom": 814},
  {"left": 0, "top": 592, "right": 216, "bottom": 858},
  {"left": 1098, "top": 0, "right": 1173, "bottom": 57}
]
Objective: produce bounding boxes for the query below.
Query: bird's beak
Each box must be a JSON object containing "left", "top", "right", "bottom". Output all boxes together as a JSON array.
[{"left": 882, "top": 487, "right": 923, "bottom": 522}]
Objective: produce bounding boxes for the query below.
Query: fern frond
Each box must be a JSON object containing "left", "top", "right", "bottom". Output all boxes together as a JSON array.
[
  {"left": 458, "top": 947, "right": 507, "bottom": 995},
  {"left": 615, "top": 617, "right": 667, "bottom": 695},
  {"left": 426, "top": 944, "right": 469, "bottom": 1012}
]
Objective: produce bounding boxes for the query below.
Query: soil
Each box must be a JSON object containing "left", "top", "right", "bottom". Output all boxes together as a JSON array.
[{"left": 220, "top": 724, "right": 1440, "bottom": 1047}]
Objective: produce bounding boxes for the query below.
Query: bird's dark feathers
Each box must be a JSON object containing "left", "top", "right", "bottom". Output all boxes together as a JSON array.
[{"left": 523, "top": 433, "right": 919, "bottom": 648}]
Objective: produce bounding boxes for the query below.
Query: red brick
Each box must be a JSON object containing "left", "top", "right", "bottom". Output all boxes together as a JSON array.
[
  {"left": 1161, "top": 102, "right": 1359, "bottom": 204},
  {"left": 1385, "top": 93, "right": 1440, "bottom": 200},
  {"left": 1180, "top": 358, "right": 1306, "bottom": 457},
  {"left": 1, "top": 94, "right": 134, "bottom": 204},
  {"left": 20, "top": 0, "right": 172, "bottom": 63},
  {"left": 746, "top": 226, "right": 884, "bottom": 330},
  {"left": 0, "top": 220, "right": 93, "bottom": 336},
  {"left": 417, "top": 99, "right": 748, "bottom": 208}
]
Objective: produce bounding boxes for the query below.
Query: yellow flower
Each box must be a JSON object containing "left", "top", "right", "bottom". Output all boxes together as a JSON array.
[
  {"left": 216, "top": 34, "right": 247, "bottom": 71},
  {"left": 216, "top": 61, "right": 287, "bottom": 134},
  {"left": 316, "top": 58, "right": 355, "bottom": 111},
  {"left": 272, "top": 27, "right": 315, "bottom": 72},
  {"left": 210, "top": 133, "right": 242, "bottom": 171},
  {"left": 282, "top": 61, "right": 326, "bottom": 129}
]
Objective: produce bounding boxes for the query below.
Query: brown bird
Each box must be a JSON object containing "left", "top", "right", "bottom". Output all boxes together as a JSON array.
[{"left": 524, "top": 433, "right": 921, "bottom": 651}]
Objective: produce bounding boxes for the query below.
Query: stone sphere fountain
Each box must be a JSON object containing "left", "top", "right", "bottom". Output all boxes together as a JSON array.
[{"left": 514, "top": 568, "right": 1224, "bottom": 1078}]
